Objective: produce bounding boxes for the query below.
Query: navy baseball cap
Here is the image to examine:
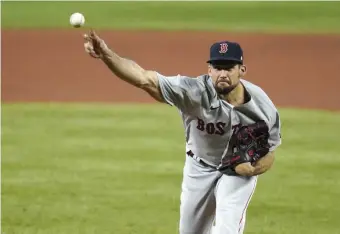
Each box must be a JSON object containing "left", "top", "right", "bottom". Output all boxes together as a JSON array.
[{"left": 207, "top": 41, "right": 243, "bottom": 64}]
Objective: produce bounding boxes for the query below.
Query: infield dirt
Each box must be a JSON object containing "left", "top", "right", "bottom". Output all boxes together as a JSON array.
[{"left": 2, "top": 30, "right": 340, "bottom": 110}]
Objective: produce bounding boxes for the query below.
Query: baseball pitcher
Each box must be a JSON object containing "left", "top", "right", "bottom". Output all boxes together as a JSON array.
[{"left": 84, "top": 30, "right": 282, "bottom": 234}]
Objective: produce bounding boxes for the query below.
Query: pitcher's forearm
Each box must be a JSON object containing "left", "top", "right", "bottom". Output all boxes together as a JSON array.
[
  {"left": 101, "top": 50, "right": 148, "bottom": 88},
  {"left": 84, "top": 30, "right": 163, "bottom": 103},
  {"left": 252, "top": 161, "right": 268, "bottom": 176},
  {"left": 252, "top": 151, "right": 275, "bottom": 176}
]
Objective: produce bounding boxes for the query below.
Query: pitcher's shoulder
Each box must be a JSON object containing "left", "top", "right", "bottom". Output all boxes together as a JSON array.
[
  {"left": 181, "top": 74, "right": 210, "bottom": 91},
  {"left": 192, "top": 74, "right": 209, "bottom": 84},
  {"left": 241, "top": 79, "right": 278, "bottom": 109}
]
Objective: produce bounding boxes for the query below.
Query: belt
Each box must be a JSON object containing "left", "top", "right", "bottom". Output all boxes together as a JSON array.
[
  {"left": 186, "top": 150, "right": 237, "bottom": 175},
  {"left": 186, "top": 150, "right": 217, "bottom": 169}
]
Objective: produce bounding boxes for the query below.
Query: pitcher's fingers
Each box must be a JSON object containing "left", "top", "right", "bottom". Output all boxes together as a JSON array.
[
  {"left": 89, "top": 29, "right": 98, "bottom": 39},
  {"left": 86, "top": 48, "right": 100, "bottom": 58},
  {"left": 89, "top": 30, "right": 102, "bottom": 47},
  {"left": 84, "top": 42, "right": 98, "bottom": 57},
  {"left": 85, "top": 41, "right": 101, "bottom": 56},
  {"left": 83, "top": 34, "right": 93, "bottom": 43},
  {"left": 84, "top": 41, "right": 94, "bottom": 50},
  {"left": 89, "top": 53, "right": 99, "bottom": 58},
  {"left": 84, "top": 46, "right": 92, "bottom": 54},
  {"left": 85, "top": 46, "right": 100, "bottom": 58},
  {"left": 84, "top": 45, "right": 95, "bottom": 55},
  {"left": 89, "top": 51, "right": 100, "bottom": 58}
]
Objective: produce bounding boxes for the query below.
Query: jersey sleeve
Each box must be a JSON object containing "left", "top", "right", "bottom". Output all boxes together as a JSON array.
[
  {"left": 157, "top": 73, "right": 204, "bottom": 112},
  {"left": 268, "top": 111, "right": 282, "bottom": 152}
]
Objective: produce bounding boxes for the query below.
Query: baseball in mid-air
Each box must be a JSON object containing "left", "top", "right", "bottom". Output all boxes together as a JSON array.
[{"left": 69, "top": 12, "right": 85, "bottom": 28}]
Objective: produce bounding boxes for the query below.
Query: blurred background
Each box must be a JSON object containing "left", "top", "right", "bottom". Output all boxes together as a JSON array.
[{"left": 2, "top": 2, "right": 340, "bottom": 234}]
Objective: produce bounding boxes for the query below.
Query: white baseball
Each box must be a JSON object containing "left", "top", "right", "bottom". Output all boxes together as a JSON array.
[{"left": 69, "top": 12, "right": 85, "bottom": 28}]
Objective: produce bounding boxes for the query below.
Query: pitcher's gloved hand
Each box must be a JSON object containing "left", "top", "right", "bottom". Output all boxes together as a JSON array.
[{"left": 219, "top": 120, "right": 270, "bottom": 176}]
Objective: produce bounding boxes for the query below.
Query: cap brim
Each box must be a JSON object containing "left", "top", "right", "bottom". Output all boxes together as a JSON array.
[{"left": 207, "top": 57, "right": 243, "bottom": 64}]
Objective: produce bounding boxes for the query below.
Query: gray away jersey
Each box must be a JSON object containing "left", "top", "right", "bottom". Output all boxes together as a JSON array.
[{"left": 157, "top": 73, "right": 282, "bottom": 167}]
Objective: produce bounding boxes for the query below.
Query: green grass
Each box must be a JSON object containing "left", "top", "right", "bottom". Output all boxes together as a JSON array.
[
  {"left": 2, "top": 103, "right": 340, "bottom": 234},
  {"left": 2, "top": 1, "right": 340, "bottom": 33}
]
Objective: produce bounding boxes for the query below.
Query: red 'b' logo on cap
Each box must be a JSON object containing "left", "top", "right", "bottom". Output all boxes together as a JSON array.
[{"left": 219, "top": 43, "right": 228, "bottom": 54}]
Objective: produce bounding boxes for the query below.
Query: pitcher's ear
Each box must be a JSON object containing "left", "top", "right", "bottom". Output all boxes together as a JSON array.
[
  {"left": 208, "top": 64, "right": 212, "bottom": 75},
  {"left": 240, "top": 64, "right": 247, "bottom": 75}
]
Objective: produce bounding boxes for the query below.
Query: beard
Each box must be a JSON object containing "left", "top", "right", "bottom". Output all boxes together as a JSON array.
[
  {"left": 216, "top": 85, "right": 237, "bottom": 95},
  {"left": 215, "top": 81, "right": 238, "bottom": 95}
]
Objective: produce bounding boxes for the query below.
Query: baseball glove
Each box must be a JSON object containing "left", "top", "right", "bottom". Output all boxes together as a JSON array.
[{"left": 218, "top": 120, "right": 270, "bottom": 173}]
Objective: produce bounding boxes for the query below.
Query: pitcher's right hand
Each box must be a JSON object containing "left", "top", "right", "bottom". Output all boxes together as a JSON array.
[{"left": 83, "top": 30, "right": 110, "bottom": 59}]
